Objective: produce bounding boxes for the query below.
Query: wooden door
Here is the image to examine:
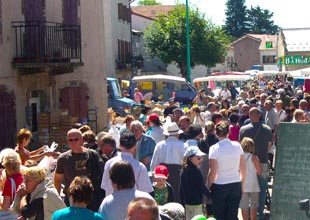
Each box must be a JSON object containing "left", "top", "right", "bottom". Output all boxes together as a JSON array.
[
  {"left": 0, "top": 91, "right": 16, "bottom": 150},
  {"left": 60, "top": 86, "right": 88, "bottom": 122}
]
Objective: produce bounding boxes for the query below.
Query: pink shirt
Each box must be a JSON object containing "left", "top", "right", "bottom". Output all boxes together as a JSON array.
[
  {"left": 134, "top": 92, "right": 144, "bottom": 103},
  {"left": 228, "top": 125, "right": 240, "bottom": 141}
]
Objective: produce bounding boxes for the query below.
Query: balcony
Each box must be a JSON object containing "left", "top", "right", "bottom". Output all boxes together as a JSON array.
[{"left": 12, "top": 21, "right": 83, "bottom": 74}]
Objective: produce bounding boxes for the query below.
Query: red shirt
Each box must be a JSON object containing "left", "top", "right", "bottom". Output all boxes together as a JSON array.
[
  {"left": 228, "top": 125, "right": 240, "bottom": 142},
  {"left": 2, "top": 173, "right": 24, "bottom": 198}
]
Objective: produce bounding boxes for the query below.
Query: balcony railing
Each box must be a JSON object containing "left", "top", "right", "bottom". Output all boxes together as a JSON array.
[{"left": 12, "top": 21, "right": 82, "bottom": 65}]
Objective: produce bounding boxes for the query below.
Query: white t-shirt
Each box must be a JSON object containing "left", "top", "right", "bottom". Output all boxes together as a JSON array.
[
  {"left": 220, "top": 90, "right": 231, "bottom": 101},
  {"left": 101, "top": 152, "right": 153, "bottom": 196},
  {"left": 276, "top": 109, "right": 287, "bottom": 122},
  {"left": 209, "top": 138, "right": 244, "bottom": 184}
]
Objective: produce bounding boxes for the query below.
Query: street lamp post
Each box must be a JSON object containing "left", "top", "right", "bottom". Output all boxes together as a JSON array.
[{"left": 185, "top": 0, "right": 191, "bottom": 82}]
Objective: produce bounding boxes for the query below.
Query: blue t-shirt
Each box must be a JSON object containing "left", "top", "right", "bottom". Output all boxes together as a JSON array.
[{"left": 52, "top": 207, "right": 103, "bottom": 220}]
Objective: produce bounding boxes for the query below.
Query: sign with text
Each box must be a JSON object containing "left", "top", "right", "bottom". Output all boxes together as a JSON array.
[
  {"left": 271, "top": 123, "right": 310, "bottom": 220},
  {"left": 278, "top": 55, "right": 310, "bottom": 65}
]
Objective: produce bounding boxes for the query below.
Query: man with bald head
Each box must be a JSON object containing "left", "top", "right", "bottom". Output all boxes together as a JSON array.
[
  {"left": 54, "top": 128, "right": 104, "bottom": 211},
  {"left": 239, "top": 107, "right": 272, "bottom": 220}
]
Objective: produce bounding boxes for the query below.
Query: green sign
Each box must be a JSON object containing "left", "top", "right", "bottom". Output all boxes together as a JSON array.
[
  {"left": 278, "top": 55, "right": 310, "bottom": 65},
  {"left": 266, "top": 42, "right": 273, "bottom": 48},
  {"left": 271, "top": 123, "right": 310, "bottom": 220}
]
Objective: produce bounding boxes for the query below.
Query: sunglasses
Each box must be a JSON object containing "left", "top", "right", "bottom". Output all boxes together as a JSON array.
[{"left": 67, "top": 138, "right": 79, "bottom": 142}]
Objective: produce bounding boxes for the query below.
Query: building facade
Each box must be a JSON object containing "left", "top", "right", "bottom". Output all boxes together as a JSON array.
[
  {"left": 230, "top": 34, "right": 277, "bottom": 72},
  {"left": 131, "top": 11, "right": 167, "bottom": 75},
  {"left": 277, "top": 28, "right": 310, "bottom": 72},
  {"left": 0, "top": 0, "right": 109, "bottom": 149},
  {"left": 104, "top": 0, "right": 132, "bottom": 79}
]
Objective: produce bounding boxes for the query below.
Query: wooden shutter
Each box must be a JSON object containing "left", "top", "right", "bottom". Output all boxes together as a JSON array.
[
  {"left": 63, "top": 0, "right": 78, "bottom": 25},
  {"left": 24, "top": 0, "right": 45, "bottom": 21},
  {"left": 60, "top": 86, "right": 88, "bottom": 121},
  {"left": 0, "top": 91, "right": 16, "bottom": 149}
]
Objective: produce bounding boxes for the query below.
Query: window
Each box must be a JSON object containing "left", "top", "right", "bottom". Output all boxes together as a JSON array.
[
  {"left": 226, "top": 56, "right": 234, "bottom": 67},
  {"left": 118, "top": 39, "right": 132, "bottom": 65},
  {"left": 118, "top": 3, "right": 122, "bottom": 20},
  {"left": 122, "top": 5, "right": 127, "bottom": 22},
  {"left": 266, "top": 42, "right": 273, "bottom": 48},
  {"left": 124, "top": 6, "right": 131, "bottom": 23},
  {"left": 263, "top": 55, "right": 276, "bottom": 64},
  {"left": 118, "top": 3, "right": 131, "bottom": 23}
]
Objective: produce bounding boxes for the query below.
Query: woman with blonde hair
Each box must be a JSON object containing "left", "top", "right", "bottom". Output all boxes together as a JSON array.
[
  {"left": 292, "top": 109, "right": 306, "bottom": 123},
  {"left": 275, "top": 100, "right": 287, "bottom": 122},
  {"left": 191, "top": 106, "right": 205, "bottom": 127},
  {"left": 13, "top": 166, "right": 66, "bottom": 220},
  {"left": 15, "top": 128, "right": 59, "bottom": 165},
  {"left": 239, "top": 137, "right": 261, "bottom": 220},
  {"left": 0, "top": 148, "right": 24, "bottom": 210}
]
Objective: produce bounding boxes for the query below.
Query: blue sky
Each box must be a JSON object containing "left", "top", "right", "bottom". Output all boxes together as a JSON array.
[{"left": 132, "top": 0, "right": 310, "bottom": 29}]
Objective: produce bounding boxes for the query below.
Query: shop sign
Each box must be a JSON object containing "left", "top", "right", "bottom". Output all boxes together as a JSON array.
[{"left": 278, "top": 56, "right": 310, "bottom": 65}]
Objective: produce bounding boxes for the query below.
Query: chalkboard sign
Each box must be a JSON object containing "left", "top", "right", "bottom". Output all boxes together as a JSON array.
[{"left": 271, "top": 123, "right": 310, "bottom": 220}]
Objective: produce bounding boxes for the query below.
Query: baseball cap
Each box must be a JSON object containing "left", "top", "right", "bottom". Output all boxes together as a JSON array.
[
  {"left": 154, "top": 165, "right": 169, "bottom": 179},
  {"left": 168, "top": 97, "right": 175, "bottom": 102},
  {"left": 184, "top": 146, "right": 206, "bottom": 158},
  {"left": 146, "top": 113, "right": 159, "bottom": 122}
]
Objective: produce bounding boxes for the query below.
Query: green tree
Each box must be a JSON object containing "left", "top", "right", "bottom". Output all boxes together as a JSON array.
[
  {"left": 224, "top": 0, "right": 248, "bottom": 38},
  {"left": 247, "top": 6, "right": 279, "bottom": 34},
  {"left": 144, "top": 5, "right": 230, "bottom": 79},
  {"left": 137, "top": 0, "right": 162, "bottom": 6}
]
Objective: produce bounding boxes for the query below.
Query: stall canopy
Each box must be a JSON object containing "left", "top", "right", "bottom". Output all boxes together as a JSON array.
[
  {"left": 210, "top": 71, "right": 249, "bottom": 76},
  {"left": 245, "top": 70, "right": 289, "bottom": 76},
  {"left": 193, "top": 74, "right": 251, "bottom": 83},
  {"left": 132, "top": 74, "right": 186, "bottom": 83},
  {"left": 289, "top": 67, "right": 310, "bottom": 77}
]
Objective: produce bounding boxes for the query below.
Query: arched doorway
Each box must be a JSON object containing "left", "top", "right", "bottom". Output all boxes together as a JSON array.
[{"left": 28, "top": 89, "right": 48, "bottom": 132}]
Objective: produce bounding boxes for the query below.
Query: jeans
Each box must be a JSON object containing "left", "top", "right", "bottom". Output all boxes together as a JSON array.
[
  {"left": 211, "top": 182, "right": 242, "bottom": 220},
  {"left": 257, "top": 163, "right": 268, "bottom": 220}
]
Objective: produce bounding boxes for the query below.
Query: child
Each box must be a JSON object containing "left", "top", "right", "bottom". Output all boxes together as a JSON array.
[
  {"left": 152, "top": 165, "right": 174, "bottom": 205},
  {"left": 180, "top": 146, "right": 211, "bottom": 220},
  {"left": 239, "top": 137, "right": 261, "bottom": 220}
]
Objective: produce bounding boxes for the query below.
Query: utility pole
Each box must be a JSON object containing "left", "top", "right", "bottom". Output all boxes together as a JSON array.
[{"left": 185, "top": 0, "right": 191, "bottom": 82}]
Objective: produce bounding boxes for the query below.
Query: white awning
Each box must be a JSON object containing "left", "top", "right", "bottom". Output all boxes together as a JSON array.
[
  {"left": 132, "top": 74, "right": 186, "bottom": 83},
  {"left": 193, "top": 74, "right": 251, "bottom": 82}
]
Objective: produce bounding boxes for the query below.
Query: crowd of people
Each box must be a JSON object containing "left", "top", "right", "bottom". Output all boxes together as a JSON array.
[{"left": 0, "top": 78, "right": 308, "bottom": 220}]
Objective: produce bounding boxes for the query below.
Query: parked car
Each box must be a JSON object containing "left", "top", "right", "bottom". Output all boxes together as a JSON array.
[
  {"left": 107, "top": 77, "right": 134, "bottom": 116},
  {"left": 129, "top": 74, "right": 197, "bottom": 105}
]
